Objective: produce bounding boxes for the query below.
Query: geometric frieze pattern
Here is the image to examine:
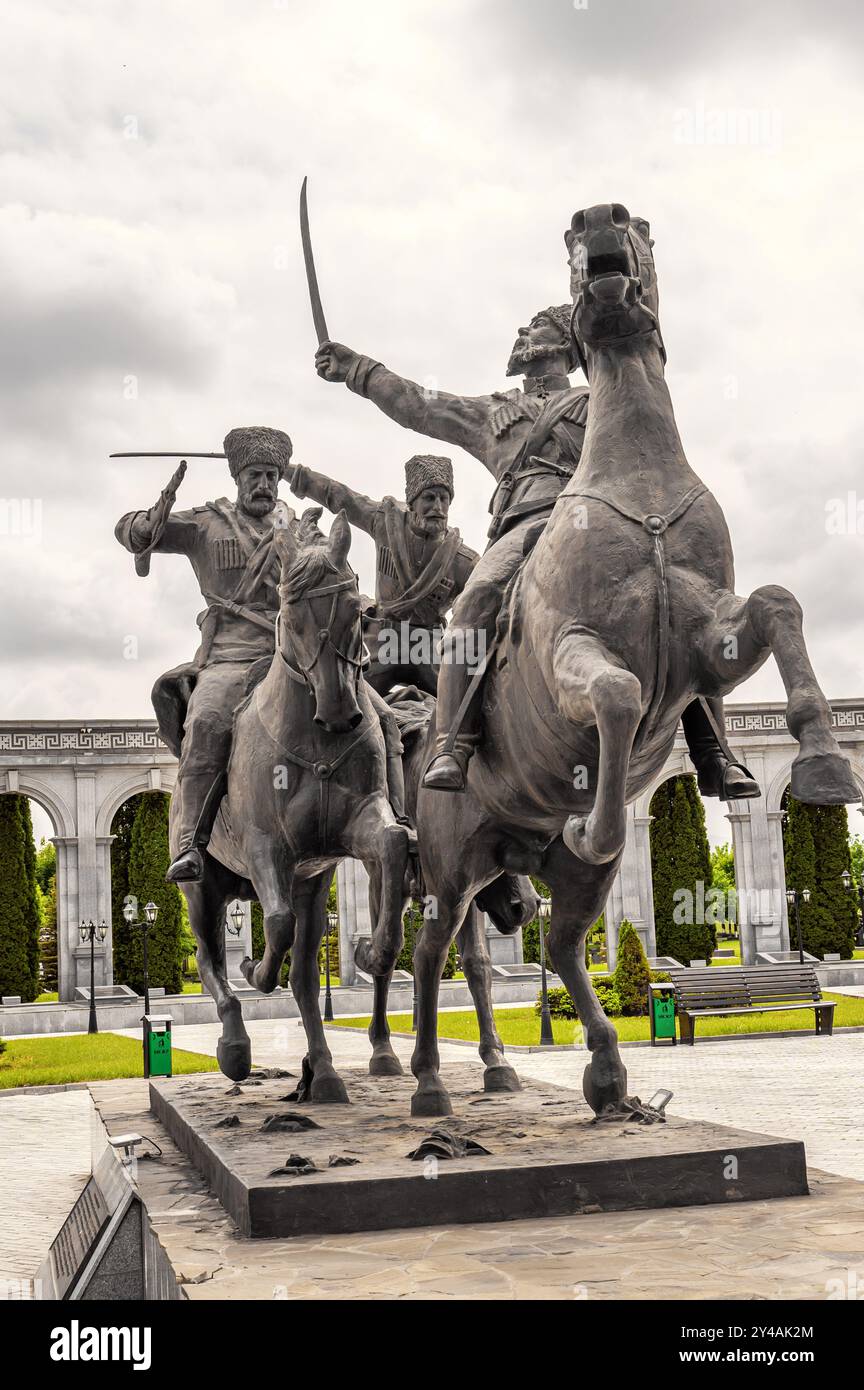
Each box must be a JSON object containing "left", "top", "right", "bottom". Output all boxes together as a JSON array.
[{"left": 0, "top": 725, "right": 165, "bottom": 755}]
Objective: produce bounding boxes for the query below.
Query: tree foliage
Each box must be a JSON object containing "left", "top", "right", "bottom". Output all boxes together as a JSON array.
[
  {"left": 0, "top": 796, "right": 41, "bottom": 1001},
  {"left": 650, "top": 775, "right": 716, "bottom": 964},
  {"left": 783, "top": 794, "right": 857, "bottom": 958},
  {"left": 122, "top": 793, "right": 184, "bottom": 994}
]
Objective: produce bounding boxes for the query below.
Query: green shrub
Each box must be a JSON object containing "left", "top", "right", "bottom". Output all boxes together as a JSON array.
[
  {"left": 538, "top": 986, "right": 577, "bottom": 1019},
  {"left": 612, "top": 919, "right": 652, "bottom": 1016},
  {"left": 593, "top": 983, "right": 622, "bottom": 1016}
]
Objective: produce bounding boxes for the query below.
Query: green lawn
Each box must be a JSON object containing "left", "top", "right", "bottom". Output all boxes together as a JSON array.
[
  {"left": 332, "top": 991, "right": 864, "bottom": 1046},
  {"left": 0, "top": 1032, "right": 219, "bottom": 1089}
]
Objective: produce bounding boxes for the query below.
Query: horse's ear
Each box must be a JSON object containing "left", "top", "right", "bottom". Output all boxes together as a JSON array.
[
  {"left": 273, "top": 522, "right": 299, "bottom": 570},
  {"left": 328, "top": 509, "right": 352, "bottom": 567}
]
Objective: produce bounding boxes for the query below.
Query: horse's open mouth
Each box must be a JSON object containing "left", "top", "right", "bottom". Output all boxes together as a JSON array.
[{"left": 586, "top": 250, "right": 631, "bottom": 280}]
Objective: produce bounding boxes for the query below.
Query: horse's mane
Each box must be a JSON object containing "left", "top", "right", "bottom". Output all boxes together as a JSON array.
[{"left": 279, "top": 542, "right": 339, "bottom": 603}]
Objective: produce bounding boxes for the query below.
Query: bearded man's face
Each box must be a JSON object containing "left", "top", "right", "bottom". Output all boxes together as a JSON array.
[
  {"left": 506, "top": 314, "right": 569, "bottom": 377},
  {"left": 238, "top": 462, "right": 280, "bottom": 517}
]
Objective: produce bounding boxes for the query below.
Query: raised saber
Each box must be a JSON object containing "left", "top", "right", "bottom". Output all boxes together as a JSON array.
[
  {"left": 109, "top": 451, "right": 227, "bottom": 459},
  {"left": 300, "top": 176, "right": 330, "bottom": 345}
]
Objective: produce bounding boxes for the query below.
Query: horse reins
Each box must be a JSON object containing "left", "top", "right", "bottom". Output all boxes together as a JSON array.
[{"left": 265, "top": 573, "right": 375, "bottom": 842}]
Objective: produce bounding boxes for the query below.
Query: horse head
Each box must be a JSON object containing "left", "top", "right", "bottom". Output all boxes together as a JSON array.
[
  {"left": 565, "top": 204, "right": 661, "bottom": 370},
  {"left": 273, "top": 505, "right": 366, "bottom": 732}
]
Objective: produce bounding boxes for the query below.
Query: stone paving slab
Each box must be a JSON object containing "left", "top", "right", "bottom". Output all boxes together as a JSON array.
[{"left": 0, "top": 1089, "right": 92, "bottom": 1285}]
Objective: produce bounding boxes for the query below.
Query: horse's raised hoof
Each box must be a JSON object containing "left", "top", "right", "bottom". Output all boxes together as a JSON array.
[
  {"left": 563, "top": 814, "right": 623, "bottom": 865},
  {"left": 309, "top": 1071, "right": 350, "bottom": 1104},
  {"left": 239, "top": 956, "right": 259, "bottom": 988},
  {"left": 410, "top": 1082, "right": 453, "bottom": 1118},
  {"left": 216, "top": 1037, "right": 252, "bottom": 1082},
  {"left": 791, "top": 752, "right": 860, "bottom": 806},
  {"left": 369, "top": 1048, "right": 403, "bottom": 1077},
  {"left": 483, "top": 1064, "right": 521, "bottom": 1094}
]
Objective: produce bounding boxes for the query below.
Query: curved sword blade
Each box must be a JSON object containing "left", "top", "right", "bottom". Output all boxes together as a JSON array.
[{"left": 300, "top": 176, "right": 329, "bottom": 345}]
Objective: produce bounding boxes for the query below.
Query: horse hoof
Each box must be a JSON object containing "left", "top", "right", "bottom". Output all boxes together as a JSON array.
[
  {"left": 582, "top": 1059, "right": 627, "bottom": 1116},
  {"left": 369, "top": 1050, "right": 403, "bottom": 1077},
  {"left": 309, "top": 1072, "right": 350, "bottom": 1104},
  {"left": 563, "top": 814, "right": 622, "bottom": 865},
  {"left": 484, "top": 1064, "right": 521, "bottom": 1094},
  {"left": 410, "top": 1084, "right": 453, "bottom": 1118},
  {"left": 217, "top": 1038, "right": 252, "bottom": 1082},
  {"left": 239, "top": 956, "right": 257, "bottom": 987},
  {"left": 791, "top": 753, "right": 860, "bottom": 806}
]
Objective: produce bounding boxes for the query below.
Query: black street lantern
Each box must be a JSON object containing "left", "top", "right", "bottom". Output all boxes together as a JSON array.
[
  {"left": 841, "top": 870, "right": 864, "bottom": 949},
  {"left": 79, "top": 919, "right": 108, "bottom": 1034},
  {"left": 537, "top": 898, "right": 555, "bottom": 1046},
  {"left": 227, "top": 901, "right": 245, "bottom": 936},
  {"left": 123, "top": 899, "right": 159, "bottom": 1017},
  {"left": 324, "top": 910, "right": 337, "bottom": 1022},
  {"left": 785, "top": 886, "right": 811, "bottom": 966}
]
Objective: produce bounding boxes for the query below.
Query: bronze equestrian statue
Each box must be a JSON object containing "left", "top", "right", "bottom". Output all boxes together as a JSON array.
[
  {"left": 346, "top": 203, "right": 858, "bottom": 1120},
  {"left": 288, "top": 453, "right": 477, "bottom": 696},
  {"left": 115, "top": 428, "right": 414, "bottom": 879},
  {"left": 314, "top": 311, "right": 758, "bottom": 801}
]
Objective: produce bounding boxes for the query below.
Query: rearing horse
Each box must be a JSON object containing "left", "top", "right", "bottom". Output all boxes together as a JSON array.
[{"left": 408, "top": 202, "right": 859, "bottom": 1119}]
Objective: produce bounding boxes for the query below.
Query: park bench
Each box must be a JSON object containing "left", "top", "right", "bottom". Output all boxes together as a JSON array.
[{"left": 663, "top": 964, "right": 836, "bottom": 1044}]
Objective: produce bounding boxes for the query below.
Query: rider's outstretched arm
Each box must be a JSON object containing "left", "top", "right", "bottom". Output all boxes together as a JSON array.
[
  {"left": 287, "top": 464, "right": 378, "bottom": 536},
  {"left": 315, "top": 341, "right": 493, "bottom": 469}
]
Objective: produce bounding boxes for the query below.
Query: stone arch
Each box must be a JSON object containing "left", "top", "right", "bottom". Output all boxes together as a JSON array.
[
  {"left": 3, "top": 776, "right": 75, "bottom": 839},
  {"left": 95, "top": 768, "right": 174, "bottom": 840}
]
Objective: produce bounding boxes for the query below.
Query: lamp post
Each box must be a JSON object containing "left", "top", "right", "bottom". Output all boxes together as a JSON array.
[
  {"left": 323, "top": 910, "right": 337, "bottom": 1022},
  {"left": 785, "top": 887, "right": 811, "bottom": 966},
  {"left": 226, "top": 901, "right": 245, "bottom": 937},
  {"left": 537, "top": 897, "right": 554, "bottom": 1046},
  {"left": 79, "top": 920, "right": 107, "bottom": 1034},
  {"left": 123, "top": 899, "right": 159, "bottom": 1015},
  {"left": 841, "top": 870, "right": 864, "bottom": 949}
]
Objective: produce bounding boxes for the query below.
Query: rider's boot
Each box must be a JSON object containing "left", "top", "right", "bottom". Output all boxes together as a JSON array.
[
  {"left": 681, "top": 699, "right": 760, "bottom": 801},
  {"left": 423, "top": 733, "right": 480, "bottom": 792},
  {"left": 165, "top": 770, "right": 228, "bottom": 883},
  {"left": 422, "top": 621, "right": 487, "bottom": 793},
  {"left": 368, "top": 690, "right": 418, "bottom": 846}
]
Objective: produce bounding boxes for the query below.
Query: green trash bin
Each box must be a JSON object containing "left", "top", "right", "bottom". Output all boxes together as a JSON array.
[
  {"left": 142, "top": 1014, "right": 173, "bottom": 1078},
  {"left": 648, "top": 984, "right": 676, "bottom": 1046}
]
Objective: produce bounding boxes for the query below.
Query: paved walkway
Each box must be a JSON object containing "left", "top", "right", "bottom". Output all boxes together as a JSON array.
[{"left": 0, "top": 1089, "right": 92, "bottom": 1288}]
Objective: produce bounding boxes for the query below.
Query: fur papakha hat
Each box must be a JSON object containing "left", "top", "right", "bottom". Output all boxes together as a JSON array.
[
  {"left": 532, "top": 305, "right": 580, "bottom": 373},
  {"left": 223, "top": 426, "right": 293, "bottom": 481},
  {"left": 404, "top": 454, "right": 454, "bottom": 505}
]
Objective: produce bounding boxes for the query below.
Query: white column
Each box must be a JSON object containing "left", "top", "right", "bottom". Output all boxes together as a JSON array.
[
  {"left": 336, "top": 859, "right": 372, "bottom": 985},
  {"left": 606, "top": 805, "right": 656, "bottom": 968},
  {"left": 725, "top": 755, "right": 788, "bottom": 963}
]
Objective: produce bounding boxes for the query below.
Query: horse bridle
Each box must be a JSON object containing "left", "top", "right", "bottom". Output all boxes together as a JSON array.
[{"left": 277, "top": 573, "right": 370, "bottom": 690}]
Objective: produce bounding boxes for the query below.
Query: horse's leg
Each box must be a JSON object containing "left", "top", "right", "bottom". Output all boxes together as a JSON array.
[
  {"left": 553, "top": 632, "right": 643, "bottom": 864},
  {"left": 410, "top": 887, "right": 474, "bottom": 1117},
  {"left": 350, "top": 802, "right": 411, "bottom": 1077},
  {"left": 182, "top": 862, "right": 251, "bottom": 1082},
  {"left": 289, "top": 871, "right": 349, "bottom": 1104},
  {"left": 541, "top": 837, "right": 627, "bottom": 1115},
  {"left": 239, "top": 851, "right": 296, "bottom": 994},
  {"left": 361, "top": 863, "right": 403, "bottom": 1077},
  {"left": 457, "top": 903, "right": 520, "bottom": 1094},
  {"left": 701, "top": 587, "right": 860, "bottom": 804}
]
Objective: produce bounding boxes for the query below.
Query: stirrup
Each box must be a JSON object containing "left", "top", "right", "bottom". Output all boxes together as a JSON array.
[
  {"left": 422, "top": 752, "right": 468, "bottom": 792},
  {"left": 165, "top": 845, "right": 206, "bottom": 883}
]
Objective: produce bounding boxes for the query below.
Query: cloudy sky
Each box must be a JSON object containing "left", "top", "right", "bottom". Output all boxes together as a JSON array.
[{"left": 2, "top": 0, "right": 863, "bottom": 845}]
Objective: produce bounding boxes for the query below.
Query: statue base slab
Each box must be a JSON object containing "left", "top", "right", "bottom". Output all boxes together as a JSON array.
[{"left": 150, "top": 1066, "right": 807, "bottom": 1239}]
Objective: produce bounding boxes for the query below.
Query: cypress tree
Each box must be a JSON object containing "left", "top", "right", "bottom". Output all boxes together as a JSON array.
[
  {"left": 110, "top": 794, "right": 143, "bottom": 984},
  {"left": 784, "top": 796, "right": 857, "bottom": 958},
  {"left": 612, "top": 919, "right": 652, "bottom": 1015},
  {"left": 40, "top": 875, "right": 59, "bottom": 993},
  {"left": 126, "top": 793, "right": 183, "bottom": 994},
  {"left": 650, "top": 775, "right": 716, "bottom": 963},
  {"left": 0, "top": 795, "right": 40, "bottom": 1000},
  {"left": 19, "top": 800, "right": 42, "bottom": 990}
]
